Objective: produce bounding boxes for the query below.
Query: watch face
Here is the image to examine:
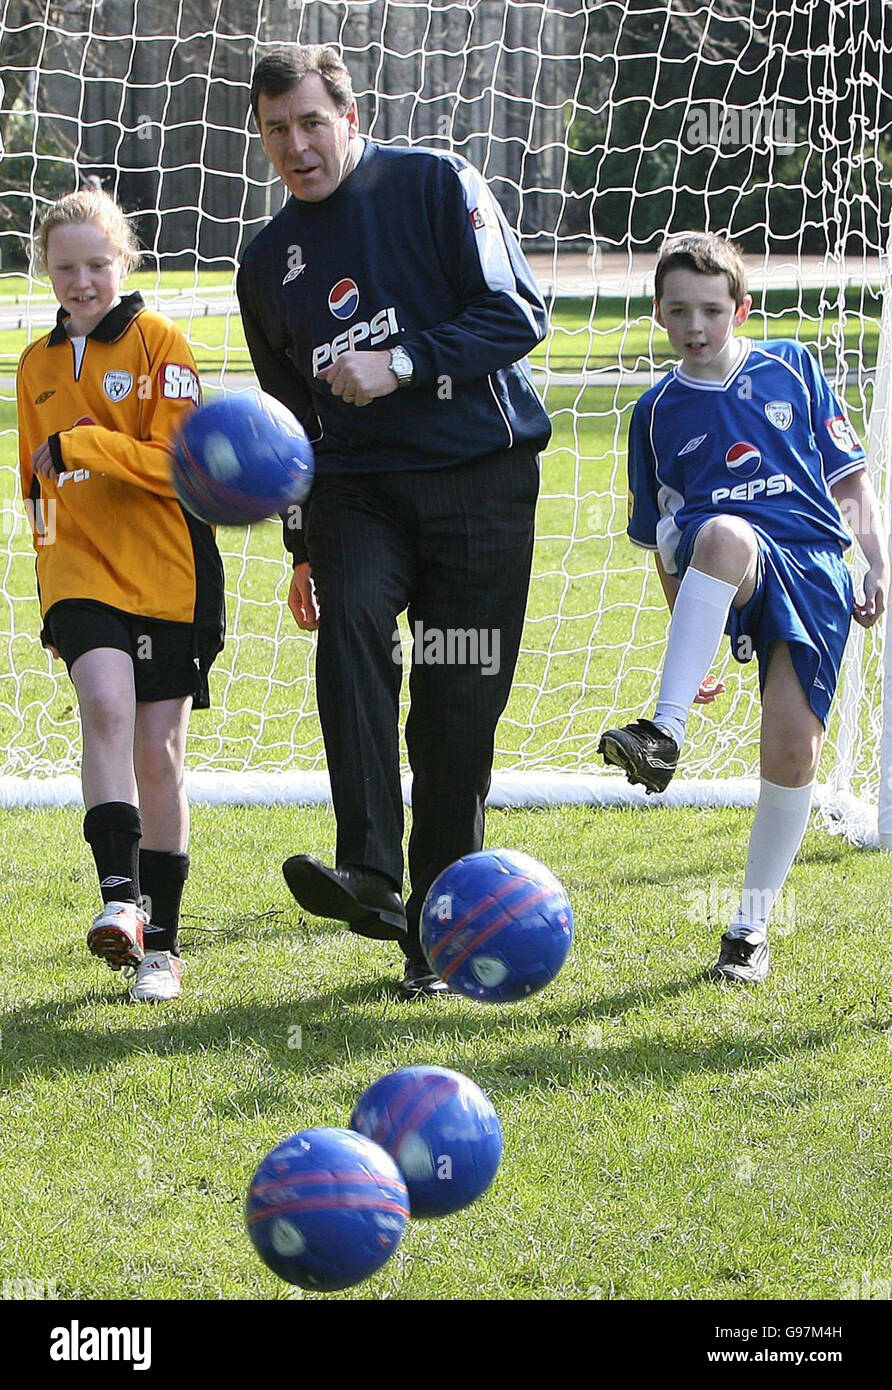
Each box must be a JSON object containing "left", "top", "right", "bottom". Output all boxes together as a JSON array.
[{"left": 391, "top": 348, "right": 412, "bottom": 382}]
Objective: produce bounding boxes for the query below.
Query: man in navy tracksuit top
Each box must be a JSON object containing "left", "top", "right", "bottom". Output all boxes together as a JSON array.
[{"left": 238, "top": 43, "right": 551, "bottom": 997}]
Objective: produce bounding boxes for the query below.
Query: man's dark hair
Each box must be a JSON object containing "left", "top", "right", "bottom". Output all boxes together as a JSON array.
[{"left": 250, "top": 44, "right": 354, "bottom": 123}]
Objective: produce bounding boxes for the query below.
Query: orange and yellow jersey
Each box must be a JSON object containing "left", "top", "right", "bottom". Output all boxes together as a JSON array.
[{"left": 16, "top": 292, "right": 223, "bottom": 639}]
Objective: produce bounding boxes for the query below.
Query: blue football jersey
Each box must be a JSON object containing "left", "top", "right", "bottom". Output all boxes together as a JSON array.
[{"left": 627, "top": 339, "right": 866, "bottom": 573}]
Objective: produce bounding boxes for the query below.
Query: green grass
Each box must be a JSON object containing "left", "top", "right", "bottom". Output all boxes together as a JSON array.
[{"left": 0, "top": 803, "right": 889, "bottom": 1300}]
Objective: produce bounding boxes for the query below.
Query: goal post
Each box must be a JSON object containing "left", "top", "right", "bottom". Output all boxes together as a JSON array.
[{"left": 0, "top": 0, "right": 889, "bottom": 846}]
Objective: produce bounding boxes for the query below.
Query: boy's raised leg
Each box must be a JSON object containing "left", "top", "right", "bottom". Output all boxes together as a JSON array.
[{"left": 600, "top": 517, "right": 758, "bottom": 791}]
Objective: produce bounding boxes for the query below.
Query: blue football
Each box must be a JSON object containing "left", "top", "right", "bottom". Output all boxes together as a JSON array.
[
  {"left": 172, "top": 389, "right": 314, "bottom": 525},
  {"left": 420, "top": 849, "right": 574, "bottom": 1002},
  {"left": 351, "top": 1065, "right": 503, "bottom": 1218},
  {"left": 245, "top": 1127, "right": 409, "bottom": 1291}
]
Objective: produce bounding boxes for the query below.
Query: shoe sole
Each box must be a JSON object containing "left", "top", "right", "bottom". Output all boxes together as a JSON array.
[
  {"left": 130, "top": 984, "right": 182, "bottom": 1003},
  {"left": 598, "top": 732, "right": 674, "bottom": 795},
  {"left": 710, "top": 964, "right": 770, "bottom": 985},
  {"left": 87, "top": 925, "right": 145, "bottom": 969},
  {"left": 282, "top": 858, "right": 407, "bottom": 943},
  {"left": 398, "top": 979, "right": 452, "bottom": 1000}
]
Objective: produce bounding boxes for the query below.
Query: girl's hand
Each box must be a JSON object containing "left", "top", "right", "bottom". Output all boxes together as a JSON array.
[{"left": 31, "top": 441, "right": 59, "bottom": 481}]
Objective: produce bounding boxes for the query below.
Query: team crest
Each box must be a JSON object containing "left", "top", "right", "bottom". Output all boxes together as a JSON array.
[
  {"left": 103, "top": 370, "right": 133, "bottom": 402},
  {"left": 764, "top": 400, "right": 792, "bottom": 430}
]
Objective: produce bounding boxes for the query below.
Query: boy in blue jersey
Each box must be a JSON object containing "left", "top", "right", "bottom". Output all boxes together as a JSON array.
[{"left": 600, "top": 232, "right": 888, "bottom": 983}]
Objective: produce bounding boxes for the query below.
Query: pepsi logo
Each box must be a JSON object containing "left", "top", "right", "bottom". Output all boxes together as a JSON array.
[
  {"left": 725, "top": 441, "right": 761, "bottom": 478},
  {"left": 328, "top": 278, "right": 359, "bottom": 320}
]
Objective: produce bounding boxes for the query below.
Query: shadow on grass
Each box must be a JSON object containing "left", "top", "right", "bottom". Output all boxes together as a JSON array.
[
  {"left": 0, "top": 965, "right": 849, "bottom": 1110},
  {"left": 610, "top": 830, "right": 855, "bottom": 893}
]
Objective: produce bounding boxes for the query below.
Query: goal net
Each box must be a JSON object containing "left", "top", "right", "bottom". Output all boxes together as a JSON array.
[{"left": 1, "top": 0, "right": 890, "bottom": 845}]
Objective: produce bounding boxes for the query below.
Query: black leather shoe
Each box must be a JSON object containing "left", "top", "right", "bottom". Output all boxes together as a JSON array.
[
  {"left": 282, "top": 857, "right": 407, "bottom": 943},
  {"left": 398, "top": 956, "right": 452, "bottom": 1000}
]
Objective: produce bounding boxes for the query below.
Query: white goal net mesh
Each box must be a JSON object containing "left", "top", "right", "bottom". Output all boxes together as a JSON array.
[{"left": 1, "top": 1, "right": 889, "bottom": 839}]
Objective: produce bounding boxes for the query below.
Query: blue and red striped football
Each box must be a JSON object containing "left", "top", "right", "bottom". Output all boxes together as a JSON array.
[
  {"left": 245, "top": 1127, "right": 408, "bottom": 1290},
  {"left": 420, "top": 849, "right": 573, "bottom": 1003},
  {"left": 172, "top": 389, "right": 314, "bottom": 526},
  {"left": 351, "top": 1065, "right": 503, "bottom": 1218}
]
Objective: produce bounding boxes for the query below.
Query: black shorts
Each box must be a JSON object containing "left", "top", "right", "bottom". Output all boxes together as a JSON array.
[{"left": 42, "top": 601, "right": 221, "bottom": 709}]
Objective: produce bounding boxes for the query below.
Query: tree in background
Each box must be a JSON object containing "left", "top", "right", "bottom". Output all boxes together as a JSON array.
[{"left": 566, "top": 0, "right": 892, "bottom": 256}]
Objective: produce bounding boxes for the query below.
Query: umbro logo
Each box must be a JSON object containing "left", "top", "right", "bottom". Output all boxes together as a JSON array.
[
  {"left": 35, "top": 390, "right": 55, "bottom": 404},
  {"left": 282, "top": 264, "right": 306, "bottom": 285},
  {"left": 679, "top": 433, "right": 707, "bottom": 456}
]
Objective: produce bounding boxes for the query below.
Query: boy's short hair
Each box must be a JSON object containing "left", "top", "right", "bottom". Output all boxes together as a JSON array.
[
  {"left": 250, "top": 44, "right": 354, "bottom": 123},
  {"left": 35, "top": 190, "right": 141, "bottom": 277},
  {"left": 654, "top": 232, "right": 748, "bottom": 307}
]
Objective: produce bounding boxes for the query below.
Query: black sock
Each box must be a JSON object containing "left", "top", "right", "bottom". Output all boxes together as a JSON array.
[
  {"left": 83, "top": 802, "right": 142, "bottom": 905},
  {"left": 139, "top": 850, "right": 189, "bottom": 956}
]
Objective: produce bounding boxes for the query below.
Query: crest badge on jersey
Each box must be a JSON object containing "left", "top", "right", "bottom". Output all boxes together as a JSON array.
[
  {"left": 103, "top": 370, "right": 133, "bottom": 402},
  {"left": 725, "top": 441, "right": 762, "bottom": 478},
  {"left": 764, "top": 400, "right": 793, "bottom": 430},
  {"left": 328, "top": 278, "right": 360, "bottom": 320}
]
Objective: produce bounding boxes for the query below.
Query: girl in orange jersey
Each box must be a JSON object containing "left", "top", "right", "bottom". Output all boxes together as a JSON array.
[{"left": 17, "top": 189, "right": 224, "bottom": 1001}]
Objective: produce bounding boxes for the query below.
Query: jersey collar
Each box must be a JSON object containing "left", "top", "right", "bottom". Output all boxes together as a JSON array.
[
  {"left": 47, "top": 291, "right": 146, "bottom": 347},
  {"left": 675, "top": 338, "right": 752, "bottom": 391}
]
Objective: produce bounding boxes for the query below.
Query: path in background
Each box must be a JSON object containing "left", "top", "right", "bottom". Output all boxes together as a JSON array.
[{"left": 0, "top": 254, "right": 883, "bottom": 334}]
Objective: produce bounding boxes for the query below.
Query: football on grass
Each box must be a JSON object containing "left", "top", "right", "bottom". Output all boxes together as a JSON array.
[
  {"left": 172, "top": 389, "right": 314, "bottom": 525},
  {"left": 351, "top": 1065, "right": 503, "bottom": 1218},
  {"left": 245, "top": 1127, "right": 409, "bottom": 1292},
  {"left": 420, "top": 849, "right": 574, "bottom": 1002}
]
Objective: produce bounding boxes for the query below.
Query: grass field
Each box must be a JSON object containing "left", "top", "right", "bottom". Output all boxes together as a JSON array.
[
  {"left": 0, "top": 280, "right": 889, "bottom": 1307},
  {"left": 1, "top": 803, "right": 890, "bottom": 1302}
]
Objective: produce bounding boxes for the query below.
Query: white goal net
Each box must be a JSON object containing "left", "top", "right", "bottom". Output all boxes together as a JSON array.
[{"left": 1, "top": 0, "right": 890, "bottom": 845}]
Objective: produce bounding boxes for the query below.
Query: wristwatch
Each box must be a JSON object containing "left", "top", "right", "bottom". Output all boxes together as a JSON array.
[{"left": 389, "top": 345, "right": 414, "bottom": 387}]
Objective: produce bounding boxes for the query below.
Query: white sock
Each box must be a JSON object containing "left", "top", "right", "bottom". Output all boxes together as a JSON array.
[
  {"left": 727, "top": 779, "right": 815, "bottom": 943},
  {"left": 652, "top": 567, "right": 739, "bottom": 748}
]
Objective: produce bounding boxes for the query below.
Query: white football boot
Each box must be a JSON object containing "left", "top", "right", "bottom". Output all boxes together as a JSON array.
[
  {"left": 87, "top": 900, "right": 146, "bottom": 970},
  {"left": 129, "top": 951, "right": 184, "bottom": 1003}
]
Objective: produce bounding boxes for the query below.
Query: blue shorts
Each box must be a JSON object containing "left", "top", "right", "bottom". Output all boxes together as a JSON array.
[{"left": 674, "top": 523, "right": 853, "bottom": 727}]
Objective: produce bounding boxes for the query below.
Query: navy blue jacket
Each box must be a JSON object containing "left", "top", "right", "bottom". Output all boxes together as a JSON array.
[{"left": 237, "top": 140, "right": 551, "bottom": 557}]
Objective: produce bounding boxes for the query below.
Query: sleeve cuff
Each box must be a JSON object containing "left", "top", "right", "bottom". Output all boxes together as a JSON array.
[{"left": 48, "top": 433, "right": 65, "bottom": 473}]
